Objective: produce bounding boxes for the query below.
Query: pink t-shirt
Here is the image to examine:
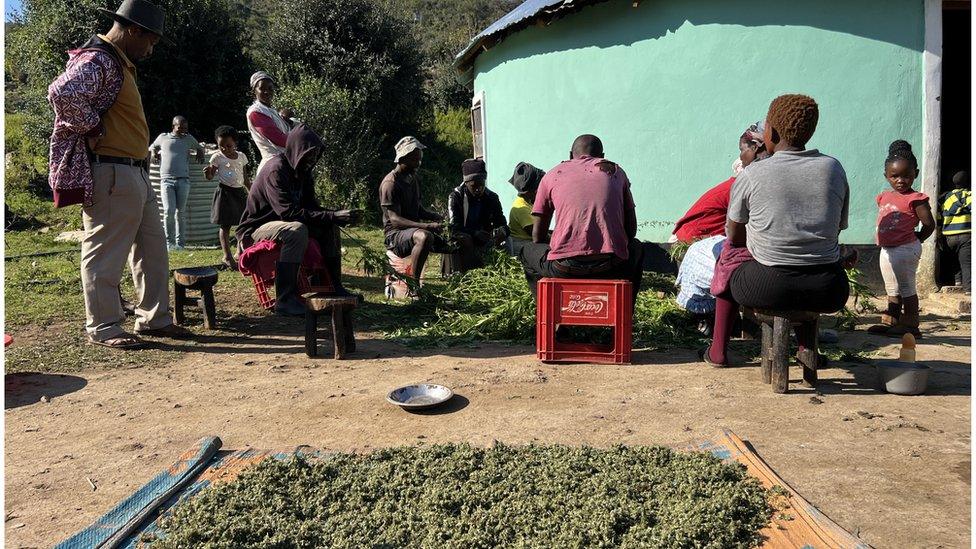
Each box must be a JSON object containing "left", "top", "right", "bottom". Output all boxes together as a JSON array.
[
  {"left": 532, "top": 156, "right": 636, "bottom": 260},
  {"left": 876, "top": 189, "right": 929, "bottom": 247}
]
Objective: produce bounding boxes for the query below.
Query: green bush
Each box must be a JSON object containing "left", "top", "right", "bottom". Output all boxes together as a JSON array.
[
  {"left": 415, "top": 107, "right": 474, "bottom": 212},
  {"left": 253, "top": 0, "right": 427, "bottom": 211}
]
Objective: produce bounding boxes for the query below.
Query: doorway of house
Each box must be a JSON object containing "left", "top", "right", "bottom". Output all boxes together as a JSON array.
[{"left": 936, "top": 1, "right": 971, "bottom": 288}]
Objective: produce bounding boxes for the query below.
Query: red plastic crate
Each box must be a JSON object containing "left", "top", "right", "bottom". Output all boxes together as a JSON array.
[
  {"left": 536, "top": 278, "right": 633, "bottom": 364},
  {"left": 250, "top": 266, "right": 334, "bottom": 310}
]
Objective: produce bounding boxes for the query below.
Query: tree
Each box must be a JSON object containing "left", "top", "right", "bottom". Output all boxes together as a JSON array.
[
  {"left": 251, "top": 0, "right": 428, "bottom": 210},
  {"left": 6, "top": 0, "right": 255, "bottom": 146}
]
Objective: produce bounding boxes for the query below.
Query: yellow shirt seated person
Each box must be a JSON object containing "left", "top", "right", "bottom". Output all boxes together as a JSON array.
[{"left": 507, "top": 162, "right": 546, "bottom": 256}]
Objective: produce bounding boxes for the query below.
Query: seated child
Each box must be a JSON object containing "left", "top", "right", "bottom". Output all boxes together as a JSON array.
[
  {"left": 868, "top": 140, "right": 935, "bottom": 337},
  {"left": 938, "top": 170, "right": 971, "bottom": 293},
  {"left": 507, "top": 162, "right": 545, "bottom": 258},
  {"left": 205, "top": 125, "right": 250, "bottom": 270}
]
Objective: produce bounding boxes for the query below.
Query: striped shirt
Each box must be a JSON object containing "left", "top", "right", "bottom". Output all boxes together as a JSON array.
[{"left": 940, "top": 189, "right": 972, "bottom": 235}]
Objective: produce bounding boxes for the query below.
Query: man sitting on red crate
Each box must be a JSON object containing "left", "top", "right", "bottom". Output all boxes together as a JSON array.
[
  {"left": 237, "top": 124, "right": 359, "bottom": 316},
  {"left": 518, "top": 134, "right": 644, "bottom": 305}
]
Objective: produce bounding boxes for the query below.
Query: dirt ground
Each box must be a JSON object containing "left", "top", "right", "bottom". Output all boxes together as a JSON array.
[{"left": 4, "top": 306, "right": 971, "bottom": 548}]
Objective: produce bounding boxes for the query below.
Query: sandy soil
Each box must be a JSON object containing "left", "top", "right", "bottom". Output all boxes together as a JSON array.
[{"left": 4, "top": 313, "right": 971, "bottom": 548}]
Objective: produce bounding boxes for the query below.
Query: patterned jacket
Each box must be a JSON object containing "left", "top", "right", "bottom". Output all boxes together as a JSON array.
[{"left": 47, "top": 36, "right": 124, "bottom": 207}]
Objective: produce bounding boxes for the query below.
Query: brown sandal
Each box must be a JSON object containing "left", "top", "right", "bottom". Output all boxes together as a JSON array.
[{"left": 89, "top": 333, "right": 146, "bottom": 350}]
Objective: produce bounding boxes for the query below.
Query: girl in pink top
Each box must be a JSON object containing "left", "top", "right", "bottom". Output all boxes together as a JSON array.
[{"left": 869, "top": 140, "right": 935, "bottom": 338}]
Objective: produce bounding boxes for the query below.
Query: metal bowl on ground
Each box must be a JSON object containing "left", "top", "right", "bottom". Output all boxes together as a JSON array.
[
  {"left": 875, "top": 360, "right": 930, "bottom": 395},
  {"left": 387, "top": 384, "right": 454, "bottom": 410}
]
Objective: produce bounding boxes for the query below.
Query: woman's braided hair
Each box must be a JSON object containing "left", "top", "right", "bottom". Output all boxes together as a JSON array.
[
  {"left": 885, "top": 139, "right": 918, "bottom": 170},
  {"left": 766, "top": 94, "right": 819, "bottom": 147}
]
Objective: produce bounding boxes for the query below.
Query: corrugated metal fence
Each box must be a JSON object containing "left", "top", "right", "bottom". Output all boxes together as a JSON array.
[{"left": 149, "top": 147, "right": 220, "bottom": 246}]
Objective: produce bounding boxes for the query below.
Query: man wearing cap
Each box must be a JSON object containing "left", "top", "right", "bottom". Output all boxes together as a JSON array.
[
  {"left": 442, "top": 158, "right": 509, "bottom": 275},
  {"left": 246, "top": 71, "right": 291, "bottom": 177},
  {"left": 507, "top": 162, "right": 546, "bottom": 257},
  {"left": 48, "top": 0, "right": 190, "bottom": 349},
  {"left": 379, "top": 137, "right": 446, "bottom": 286}
]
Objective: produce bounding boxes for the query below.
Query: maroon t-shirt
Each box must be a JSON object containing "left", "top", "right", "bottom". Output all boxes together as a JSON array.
[{"left": 532, "top": 156, "right": 635, "bottom": 260}]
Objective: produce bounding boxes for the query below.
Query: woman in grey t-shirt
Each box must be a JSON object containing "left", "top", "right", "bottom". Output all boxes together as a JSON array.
[{"left": 704, "top": 95, "right": 852, "bottom": 367}]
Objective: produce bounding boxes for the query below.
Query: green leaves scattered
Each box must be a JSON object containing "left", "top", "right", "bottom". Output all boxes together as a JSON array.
[
  {"left": 390, "top": 253, "right": 703, "bottom": 350},
  {"left": 148, "top": 444, "right": 772, "bottom": 548}
]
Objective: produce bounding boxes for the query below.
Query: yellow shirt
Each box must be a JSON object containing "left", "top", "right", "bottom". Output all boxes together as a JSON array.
[
  {"left": 508, "top": 196, "right": 534, "bottom": 240},
  {"left": 93, "top": 34, "right": 149, "bottom": 159}
]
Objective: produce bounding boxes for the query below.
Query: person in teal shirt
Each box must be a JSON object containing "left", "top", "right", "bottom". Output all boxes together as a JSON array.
[{"left": 150, "top": 115, "right": 205, "bottom": 249}]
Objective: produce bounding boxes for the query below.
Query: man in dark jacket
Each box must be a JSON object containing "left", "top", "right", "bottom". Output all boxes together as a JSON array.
[
  {"left": 442, "top": 158, "right": 509, "bottom": 275},
  {"left": 237, "top": 124, "right": 358, "bottom": 315}
]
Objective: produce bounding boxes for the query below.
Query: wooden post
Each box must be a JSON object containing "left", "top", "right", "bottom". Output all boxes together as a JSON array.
[
  {"left": 174, "top": 282, "right": 187, "bottom": 326},
  {"left": 201, "top": 288, "right": 217, "bottom": 330},
  {"left": 305, "top": 312, "right": 318, "bottom": 357},
  {"left": 771, "top": 316, "right": 790, "bottom": 394},
  {"left": 760, "top": 321, "right": 772, "bottom": 384},
  {"left": 796, "top": 318, "right": 820, "bottom": 389},
  {"left": 331, "top": 306, "right": 346, "bottom": 360},
  {"left": 343, "top": 307, "right": 356, "bottom": 353}
]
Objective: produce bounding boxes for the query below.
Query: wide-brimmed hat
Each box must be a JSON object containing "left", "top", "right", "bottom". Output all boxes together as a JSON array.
[
  {"left": 508, "top": 162, "right": 545, "bottom": 194},
  {"left": 98, "top": 0, "right": 166, "bottom": 39},
  {"left": 394, "top": 136, "right": 426, "bottom": 163}
]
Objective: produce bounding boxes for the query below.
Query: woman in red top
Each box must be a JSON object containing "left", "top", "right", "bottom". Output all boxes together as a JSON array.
[
  {"left": 868, "top": 140, "right": 935, "bottom": 337},
  {"left": 671, "top": 121, "right": 769, "bottom": 244}
]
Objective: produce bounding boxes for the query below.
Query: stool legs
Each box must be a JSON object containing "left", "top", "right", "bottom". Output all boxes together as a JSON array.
[
  {"left": 305, "top": 311, "right": 318, "bottom": 357},
  {"left": 201, "top": 288, "right": 217, "bottom": 330},
  {"left": 760, "top": 321, "right": 772, "bottom": 384},
  {"left": 331, "top": 306, "right": 347, "bottom": 360},
  {"left": 305, "top": 306, "right": 355, "bottom": 359},
  {"left": 795, "top": 318, "right": 819, "bottom": 389},
  {"left": 771, "top": 317, "right": 790, "bottom": 394},
  {"left": 343, "top": 308, "right": 356, "bottom": 353},
  {"left": 174, "top": 282, "right": 187, "bottom": 326}
]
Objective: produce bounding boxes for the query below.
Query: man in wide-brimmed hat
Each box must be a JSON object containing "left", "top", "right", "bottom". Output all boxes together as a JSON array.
[
  {"left": 378, "top": 136, "right": 447, "bottom": 293},
  {"left": 48, "top": 0, "right": 191, "bottom": 349}
]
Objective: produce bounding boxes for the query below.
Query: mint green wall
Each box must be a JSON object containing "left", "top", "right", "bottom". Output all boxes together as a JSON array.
[{"left": 473, "top": 0, "right": 924, "bottom": 243}]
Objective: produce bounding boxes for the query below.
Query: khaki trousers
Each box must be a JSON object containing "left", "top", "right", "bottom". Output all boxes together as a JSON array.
[
  {"left": 82, "top": 163, "right": 172, "bottom": 341},
  {"left": 251, "top": 221, "right": 309, "bottom": 263}
]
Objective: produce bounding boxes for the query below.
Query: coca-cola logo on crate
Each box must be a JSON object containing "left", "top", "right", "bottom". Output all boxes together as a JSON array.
[{"left": 560, "top": 291, "right": 609, "bottom": 318}]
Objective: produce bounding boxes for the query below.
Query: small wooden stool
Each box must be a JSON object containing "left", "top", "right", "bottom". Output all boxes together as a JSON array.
[
  {"left": 754, "top": 309, "right": 820, "bottom": 394},
  {"left": 173, "top": 267, "right": 219, "bottom": 329},
  {"left": 304, "top": 293, "right": 358, "bottom": 359}
]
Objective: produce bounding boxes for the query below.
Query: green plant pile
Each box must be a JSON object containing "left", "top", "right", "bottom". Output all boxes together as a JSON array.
[
  {"left": 390, "top": 253, "right": 703, "bottom": 349},
  {"left": 146, "top": 444, "right": 772, "bottom": 548}
]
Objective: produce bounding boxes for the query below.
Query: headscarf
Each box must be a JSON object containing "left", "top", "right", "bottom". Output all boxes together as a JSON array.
[
  {"left": 732, "top": 120, "right": 770, "bottom": 176},
  {"left": 250, "top": 71, "right": 275, "bottom": 89}
]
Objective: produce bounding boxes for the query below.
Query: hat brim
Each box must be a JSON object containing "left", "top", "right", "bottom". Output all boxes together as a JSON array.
[{"left": 97, "top": 8, "right": 173, "bottom": 44}]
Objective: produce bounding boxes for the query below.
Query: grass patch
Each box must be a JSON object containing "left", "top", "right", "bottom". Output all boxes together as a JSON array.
[
  {"left": 4, "top": 327, "right": 181, "bottom": 374},
  {"left": 146, "top": 444, "right": 772, "bottom": 548}
]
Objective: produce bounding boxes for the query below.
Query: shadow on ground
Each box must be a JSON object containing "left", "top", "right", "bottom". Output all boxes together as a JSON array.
[{"left": 5, "top": 373, "right": 88, "bottom": 409}]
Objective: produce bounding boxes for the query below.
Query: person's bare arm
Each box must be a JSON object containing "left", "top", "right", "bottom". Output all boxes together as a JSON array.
[
  {"left": 726, "top": 219, "right": 747, "bottom": 247},
  {"left": 915, "top": 201, "right": 936, "bottom": 243},
  {"left": 384, "top": 206, "right": 442, "bottom": 231},
  {"left": 532, "top": 212, "right": 552, "bottom": 244},
  {"left": 625, "top": 206, "right": 637, "bottom": 240}
]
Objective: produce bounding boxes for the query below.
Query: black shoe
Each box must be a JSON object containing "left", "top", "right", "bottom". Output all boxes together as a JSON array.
[{"left": 274, "top": 262, "right": 306, "bottom": 316}]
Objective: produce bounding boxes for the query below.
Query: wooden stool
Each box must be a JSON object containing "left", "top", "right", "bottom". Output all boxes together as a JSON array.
[
  {"left": 754, "top": 309, "right": 820, "bottom": 394},
  {"left": 304, "top": 293, "right": 358, "bottom": 359},
  {"left": 173, "top": 267, "right": 219, "bottom": 329}
]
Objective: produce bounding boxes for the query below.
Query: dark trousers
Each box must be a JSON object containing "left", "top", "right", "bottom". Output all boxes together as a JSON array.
[
  {"left": 518, "top": 239, "right": 645, "bottom": 305},
  {"left": 730, "top": 260, "right": 849, "bottom": 313},
  {"left": 945, "top": 233, "right": 972, "bottom": 292}
]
